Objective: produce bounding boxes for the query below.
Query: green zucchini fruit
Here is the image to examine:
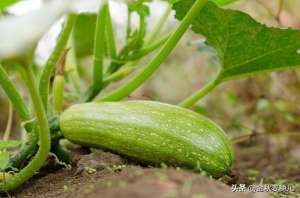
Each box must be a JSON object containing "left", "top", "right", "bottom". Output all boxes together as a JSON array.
[{"left": 60, "top": 100, "right": 233, "bottom": 177}]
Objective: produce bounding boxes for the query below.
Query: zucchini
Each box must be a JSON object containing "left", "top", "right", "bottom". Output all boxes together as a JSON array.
[{"left": 60, "top": 101, "right": 233, "bottom": 177}]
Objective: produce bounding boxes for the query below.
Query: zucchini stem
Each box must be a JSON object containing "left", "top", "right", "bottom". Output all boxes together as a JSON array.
[
  {"left": 3, "top": 102, "right": 13, "bottom": 141},
  {"left": 127, "top": 34, "right": 170, "bottom": 61},
  {"left": 105, "top": 2, "right": 117, "bottom": 60},
  {"left": 81, "top": 2, "right": 108, "bottom": 102},
  {"left": 179, "top": 70, "right": 222, "bottom": 108},
  {"left": 98, "top": 0, "right": 208, "bottom": 102},
  {"left": 0, "top": 65, "right": 38, "bottom": 168},
  {"left": 53, "top": 75, "right": 65, "bottom": 114},
  {"left": 65, "top": 29, "right": 81, "bottom": 95},
  {"left": 53, "top": 49, "right": 68, "bottom": 114},
  {"left": 1, "top": 65, "right": 50, "bottom": 192},
  {"left": 0, "top": 65, "right": 32, "bottom": 131},
  {"left": 39, "top": 14, "right": 77, "bottom": 111}
]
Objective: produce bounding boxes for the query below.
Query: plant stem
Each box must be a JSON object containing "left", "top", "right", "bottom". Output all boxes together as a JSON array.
[
  {"left": 104, "top": 34, "right": 169, "bottom": 78},
  {"left": 0, "top": 65, "right": 50, "bottom": 192},
  {"left": 3, "top": 102, "right": 13, "bottom": 141},
  {"left": 102, "top": 35, "right": 170, "bottom": 84},
  {"left": 0, "top": 66, "right": 38, "bottom": 168},
  {"left": 0, "top": 65, "right": 32, "bottom": 132},
  {"left": 98, "top": 0, "right": 208, "bottom": 102},
  {"left": 126, "top": 7, "right": 132, "bottom": 40},
  {"left": 102, "top": 4, "right": 171, "bottom": 83},
  {"left": 105, "top": 9, "right": 147, "bottom": 76},
  {"left": 179, "top": 71, "right": 222, "bottom": 108},
  {"left": 146, "top": 3, "right": 172, "bottom": 44},
  {"left": 103, "top": 65, "right": 136, "bottom": 84},
  {"left": 10, "top": 128, "right": 38, "bottom": 168},
  {"left": 53, "top": 75, "right": 64, "bottom": 114},
  {"left": 53, "top": 49, "right": 68, "bottom": 114},
  {"left": 105, "top": 3, "right": 117, "bottom": 60},
  {"left": 127, "top": 34, "right": 170, "bottom": 61},
  {"left": 80, "top": 2, "right": 108, "bottom": 102},
  {"left": 137, "top": 14, "right": 146, "bottom": 45},
  {"left": 82, "top": 40, "right": 170, "bottom": 102},
  {"left": 92, "top": 2, "right": 107, "bottom": 93},
  {"left": 39, "top": 14, "right": 77, "bottom": 111},
  {"left": 65, "top": 31, "right": 81, "bottom": 94}
]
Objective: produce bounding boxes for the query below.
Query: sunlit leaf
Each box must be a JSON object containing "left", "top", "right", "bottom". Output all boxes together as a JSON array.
[
  {"left": 173, "top": 1, "right": 300, "bottom": 81},
  {"left": 0, "top": 140, "right": 21, "bottom": 150},
  {"left": 0, "top": 0, "right": 70, "bottom": 60}
]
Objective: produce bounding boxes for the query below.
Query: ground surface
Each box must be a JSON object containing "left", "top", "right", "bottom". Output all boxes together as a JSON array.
[{"left": 6, "top": 136, "right": 300, "bottom": 198}]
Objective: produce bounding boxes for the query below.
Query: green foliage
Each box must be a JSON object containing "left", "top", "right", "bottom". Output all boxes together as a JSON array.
[
  {"left": 128, "top": 0, "right": 151, "bottom": 16},
  {"left": 0, "top": 65, "right": 33, "bottom": 132},
  {"left": 39, "top": 14, "right": 77, "bottom": 111},
  {"left": 91, "top": 3, "right": 108, "bottom": 98},
  {"left": 0, "top": 0, "right": 19, "bottom": 11},
  {"left": 99, "top": 0, "right": 208, "bottom": 102},
  {"left": 0, "top": 150, "right": 9, "bottom": 170},
  {"left": 122, "top": 0, "right": 151, "bottom": 61},
  {"left": 212, "top": 0, "right": 238, "bottom": 6},
  {"left": 0, "top": 140, "right": 19, "bottom": 171},
  {"left": 0, "top": 140, "right": 21, "bottom": 150},
  {"left": 173, "top": 1, "right": 300, "bottom": 81}
]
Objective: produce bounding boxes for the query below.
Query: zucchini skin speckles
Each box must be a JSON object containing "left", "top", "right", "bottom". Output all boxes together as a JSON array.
[{"left": 60, "top": 100, "right": 233, "bottom": 177}]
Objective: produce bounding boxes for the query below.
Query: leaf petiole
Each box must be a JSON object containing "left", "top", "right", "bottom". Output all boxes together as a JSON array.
[
  {"left": 3, "top": 102, "right": 13, "bottom": 141},
  {"left": 179, "top": 70, "right": 223, "bottom": 108},
  {"left": 105, "top": 2, "right": 117, "bottom": 60},
  {"left": 79, "top": 2, "right": 108, "bottom": 102},
  {"left": 0, "top": 64, "right": 50, "bottom": 192},
  {"left": 127, "top": 34, "right": 170, "bottom": 61},
  {"left": 0, "top": 65, "right": 32, "bottom": 132}
]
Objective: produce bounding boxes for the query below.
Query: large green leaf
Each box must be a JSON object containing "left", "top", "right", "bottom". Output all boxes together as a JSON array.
[
  {"left": 0, "top": 0, "right": 19, "bottom": 10},
  {"left": 173, "top": 1, "right": 300, "bottom": 81}
]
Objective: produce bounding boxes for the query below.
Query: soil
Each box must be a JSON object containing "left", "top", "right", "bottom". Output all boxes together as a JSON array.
[{"left": 4, "top": 135, "right": 300, "bottom": 198}]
